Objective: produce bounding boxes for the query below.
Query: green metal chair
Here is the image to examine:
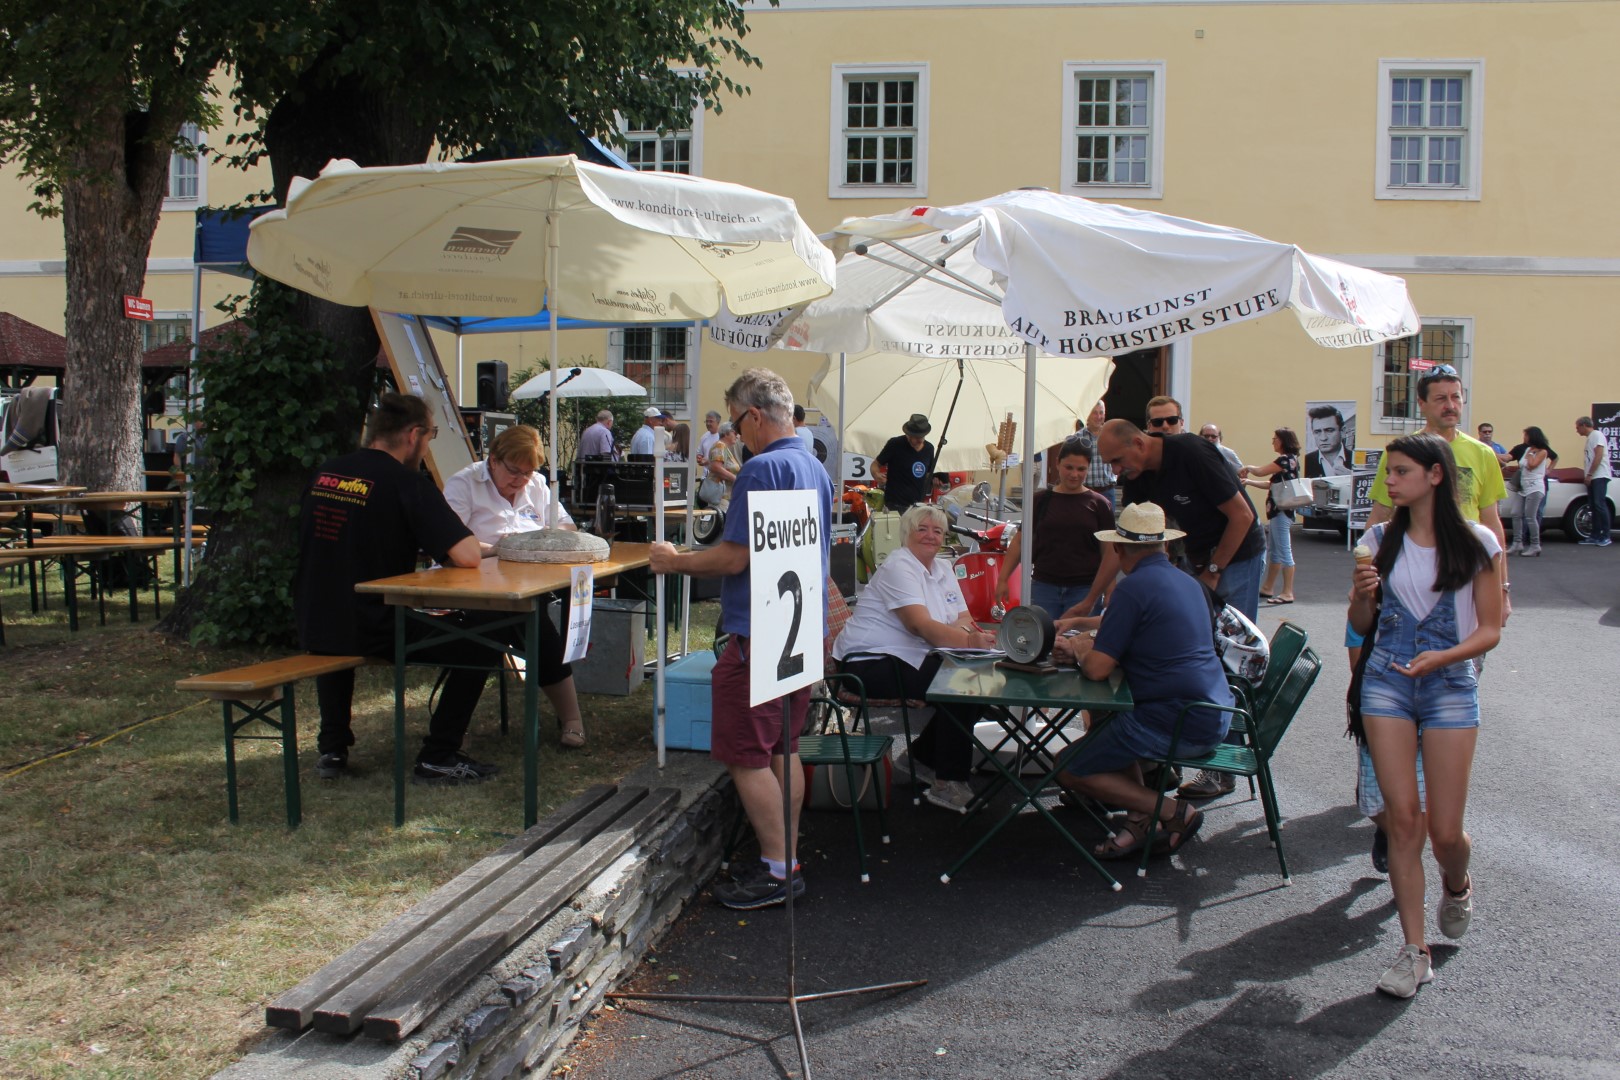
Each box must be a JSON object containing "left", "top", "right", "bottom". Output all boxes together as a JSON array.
[
  {"left": 798, "top": 692, "right": 896, "bottom": 883},
  {"left": 1139, "top": 643, "right": 1323, "bottom": 884},
  {"left": 1223, "top": 620, "right": 1311, "bottom": 799},
  {"left": 827, "top": 656, "right": 924, "bottom": 803}
]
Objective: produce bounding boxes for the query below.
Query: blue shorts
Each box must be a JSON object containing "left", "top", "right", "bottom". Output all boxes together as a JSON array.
[
  {"left": 1360, "top": 656, "right": 1480, "bottom": 730},
  {"left": 1058, "top": 710, "right": 1222, "bottom": 779}
]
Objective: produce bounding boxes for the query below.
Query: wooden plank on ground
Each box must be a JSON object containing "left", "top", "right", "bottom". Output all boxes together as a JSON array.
[
  {"left": 312, "top": 787, "right": 655, "bottom": 1035},
  {"left": 362, "top": 787, "right": 680, "bottom": 1042},
  {"left": 265, "top": 784, "right": 618, "bottom": 1031}
]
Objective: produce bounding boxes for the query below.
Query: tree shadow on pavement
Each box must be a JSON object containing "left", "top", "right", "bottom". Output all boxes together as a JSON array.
[{"left": 1100, "top": 983, "right": 1412, "bottom": 1080}]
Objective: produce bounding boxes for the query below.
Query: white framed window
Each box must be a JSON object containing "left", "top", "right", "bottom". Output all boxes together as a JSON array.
[
  {"left": 1061, "top": 61, "right": 1165, "bottom": 200},
  {"left": 1376, "top": 60, "right": 1484, "bottom": 201},
  {"left": 610, "top": 326, "right": 690, "bottom": 411},
  {"left": 828, "top": 63, "right": 928, "bottom": 199},
  {"left": 163, "top": 122, "right": 206, "bottom": 210},
  {"left": 1371, "top": 317, "right": 1473, "bottom": 435},
  {"left": 618, "top": 105, "right": 703, "bottom": 175}
]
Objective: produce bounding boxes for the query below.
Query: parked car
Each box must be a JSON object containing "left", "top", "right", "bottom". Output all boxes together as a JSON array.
[{"left": 1500, "top": 465, "right": 1616, "bottom": 543}]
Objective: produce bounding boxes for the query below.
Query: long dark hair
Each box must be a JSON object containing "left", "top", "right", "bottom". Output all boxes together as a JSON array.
[
  {"left": 1373, "top": 433, "right": 1491, "bottom": 593},
  {"left": 1522, "top": 425, "right": 1556, "bottom": 460}
]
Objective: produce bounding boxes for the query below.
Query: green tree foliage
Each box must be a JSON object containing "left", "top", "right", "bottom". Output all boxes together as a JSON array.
[
  {"left": 177, "top": 0, "right": 772, "bottom": 643},
  {"left": 0, "top": 3, "right": 225, "bottom": 495}
]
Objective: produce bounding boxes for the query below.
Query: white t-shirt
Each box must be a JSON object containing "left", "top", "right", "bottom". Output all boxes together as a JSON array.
[
  {"left": 443, "top": 461, "right": 574, "bottom": 545},
  {"left": 832, "top": 547, "right": 966, "bottom": 669},
  {"left": 1584, "top": 429, "right": 1613, "bottom": 480},
  {"left": 1358, "top": 522, "right": 1501, "bottom": 640},
  {"left": 697, "top": 430, "right": 721, "bottom": 463},
  {"left": 796, "top": 426, "right": 816, "bottom": 453}
]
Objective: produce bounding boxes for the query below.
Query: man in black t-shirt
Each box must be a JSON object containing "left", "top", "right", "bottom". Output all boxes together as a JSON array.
[
  {"left": 296, "top": 392, "right": 501, "bottom": 785},
  {"left": 1094, "top": 419, "right": 1265, "bottom": 623},
  {"left": 873, "top": 412, "right": 934, "bottom": 513}
]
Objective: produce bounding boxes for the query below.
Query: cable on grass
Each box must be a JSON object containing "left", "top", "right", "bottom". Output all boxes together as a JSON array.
[{"left": 0, "top": 700, "right": 208, "bottom": 780}]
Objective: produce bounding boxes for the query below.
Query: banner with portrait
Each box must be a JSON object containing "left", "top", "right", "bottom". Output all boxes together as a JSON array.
[{"left": 1304, "top": 400, "right": 1357, "bottom": 479}]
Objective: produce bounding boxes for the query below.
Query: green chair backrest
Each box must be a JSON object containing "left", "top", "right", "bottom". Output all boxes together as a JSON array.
[
  {"left": 1247, "top": 621, "right": 1309, "bottom": 717},
  {"left": 1251, "top": 645, "right": 1322, "bottom": 759}
]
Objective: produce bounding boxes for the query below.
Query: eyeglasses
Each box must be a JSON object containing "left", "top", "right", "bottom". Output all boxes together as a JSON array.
[
  {"left": 493, "top": 458, "right": 535, "bottom": 480},
  {"left": 418, "top": 425, "right": 440, "bottom": 439},
  {"left": 1148, "top": 416, "right": 1182, "bottom": 428}
]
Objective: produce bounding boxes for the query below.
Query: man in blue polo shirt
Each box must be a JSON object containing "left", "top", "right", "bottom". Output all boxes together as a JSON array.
[
  {"left": 650, "top": 368, "right": 833, "bottom": 909},
  {"left": 1053, "top": 501, "right": 1234, "bottom": 862}
]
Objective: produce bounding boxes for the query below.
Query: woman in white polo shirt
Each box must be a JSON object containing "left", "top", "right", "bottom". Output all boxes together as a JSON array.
[
  {"left": 443, "top": 426, "right": 586, "bottom": 748},
  {"left": 832, "top": 504, "right": 997, "bottom": 812}
]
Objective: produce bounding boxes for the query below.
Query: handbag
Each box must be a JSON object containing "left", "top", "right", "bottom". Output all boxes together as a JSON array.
[
  {"left": 697, "top": 475, "right": 728, "bottom": 507},
  {"left": 1272, "top": 476, "right": 1315, "bottom": 510},
  {"left": 804, "top": 758, "right": 892, "bottom": 810}
]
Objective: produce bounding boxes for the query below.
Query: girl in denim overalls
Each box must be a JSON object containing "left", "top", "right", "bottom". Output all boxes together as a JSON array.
[{"left": 1349, "top": 433, "right": 1502, "bottom": 999}]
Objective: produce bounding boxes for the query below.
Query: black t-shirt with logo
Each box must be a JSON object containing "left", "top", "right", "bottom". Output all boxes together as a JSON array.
[
  {"left": 295, "top": 447, "right": 472, "bottom": 655},
  {"left": 1122, "top": 433, "right": 1265, "bottom": 565},
  {"left": 875, "top": 434, "right": 933, "bottom": 512}
]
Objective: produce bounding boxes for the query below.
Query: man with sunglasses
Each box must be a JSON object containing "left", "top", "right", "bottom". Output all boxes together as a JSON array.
[
  {"left": 1094, "top": 418, "right": 1266, "bottom": 621},
  {"left": 295, "top": 392, "right": 502, "bottom": 785},
  {"left": 649, "top": 369, "right": 834, "bottom": 910},
  {"left": 1145, "top": 396, "right": 1186, "bottom": 436}
]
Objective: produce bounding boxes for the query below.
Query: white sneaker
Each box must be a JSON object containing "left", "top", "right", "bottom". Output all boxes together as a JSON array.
[
  {"left": 893, "top": 749, "right": 935, "bottom": 787},
  {"left": 1438, "top": 876, "right": 1474, "bottom": 939},
  {"left": 1375, "top": 944, "right": 1434, "bottom": 999},
  {"left": 924, "top": 779, "right": 974, "bottom": 814}
]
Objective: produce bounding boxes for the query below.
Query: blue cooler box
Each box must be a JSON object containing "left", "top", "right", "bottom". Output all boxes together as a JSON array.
[{"left": 664, "top": 650, "right": 717, "bottom": 751}]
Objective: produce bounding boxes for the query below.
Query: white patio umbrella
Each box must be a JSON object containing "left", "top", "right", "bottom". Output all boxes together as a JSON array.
[
  {"left": 805, "top": 349, "right": 1110, "bottom": 472},
  {"left": 762, "top": 189, "right": 1420, "bottom": 596},
  {"left": 510, "top": 365, "right": 647, "bottom": 401},
  {"left": 248, "top": 154, "right": 835, "bottom": 767}
]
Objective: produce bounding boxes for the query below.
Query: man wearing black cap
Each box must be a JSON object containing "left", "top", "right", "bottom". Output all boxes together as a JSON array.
[{"left": 874, "top": 413, "right": 934, "bottom": 513}]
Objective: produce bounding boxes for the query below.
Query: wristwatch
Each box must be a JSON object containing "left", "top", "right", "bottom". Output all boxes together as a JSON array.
[{"left": 1207, "top": 563, "right": 1223, "bottom": 576}]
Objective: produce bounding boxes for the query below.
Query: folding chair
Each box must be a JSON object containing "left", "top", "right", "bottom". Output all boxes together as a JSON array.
[
  {"left": 799, "top": 694, "right": 895, "bottom": 882},
  {"left": 1138, "top": 644, "right": 1323, "bottom": 884}
]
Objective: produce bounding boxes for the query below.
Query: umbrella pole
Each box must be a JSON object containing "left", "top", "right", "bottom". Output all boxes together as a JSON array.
[
  {"left": 654, "top": 452, "right": 667, "bottom": 768},
  {"left": 1020, "top": 343, "right": 1036, "bottom": 601},
  {"left": 681, "top": 322, "right": 700, "bottom": 658},
  {"left": 929, "top": 358, "right": 966, "bottom": 481},
  {"left": 546, "top": 212, "right": 560, "bottom": 525},
  {"left": 837, "top": 352, "right": 846, "bottom": 527}
]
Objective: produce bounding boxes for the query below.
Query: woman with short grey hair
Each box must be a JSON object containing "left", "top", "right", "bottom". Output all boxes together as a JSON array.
[{"left": 832, "top": 502, "right": 996, "bottom": 812}]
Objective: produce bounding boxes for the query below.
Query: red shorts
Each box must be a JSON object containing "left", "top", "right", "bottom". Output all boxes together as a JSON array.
[{"left": 709, "top": 635, "right": 810, "bottom": 769}]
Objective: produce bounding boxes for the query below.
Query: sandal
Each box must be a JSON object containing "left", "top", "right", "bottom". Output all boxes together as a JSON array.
[
  {"left": 559, "top": 721, "right": 586, "bottom": 749},
  {"left": 1265, "top": 595, "right": 1295, "bottom": 605},
  {"left": 1258, "top": 591, "right": 1275, "bottom": 600},
  {"left": 1156, "top": 799, "right": 1205, "bottom": 855},
  {"left": 1093, "top": 814, "right": 1152, "bottom": 860}
]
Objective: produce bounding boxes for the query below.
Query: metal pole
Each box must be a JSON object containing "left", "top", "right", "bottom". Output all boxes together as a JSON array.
[
  {"left": 681, "top": 322, "right": 700, "bottom": 657},
  {"left": 837, "top": 352, "right": 847, "bottom": 526},
  {"left": 1020, "top": 343, "right": 1036, "bottom": 601},
  {"left": 546, "top": 206, "right": 561, "bottom": 526},
  {"left": 654, "top": 452, "right": 667, "bottom": 768},
  {"left": 183, "top": 264, "right": 202, "bottom": 585}
]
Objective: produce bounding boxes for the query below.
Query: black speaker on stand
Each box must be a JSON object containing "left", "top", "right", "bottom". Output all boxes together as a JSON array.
[{"left": 476, "top": 360, "right": 509, "bottom": 411}]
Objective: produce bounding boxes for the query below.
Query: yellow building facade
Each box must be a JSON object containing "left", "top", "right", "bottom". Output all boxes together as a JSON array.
[{"left": 3, "top": 0, "right": 1615, "bottom": 468}]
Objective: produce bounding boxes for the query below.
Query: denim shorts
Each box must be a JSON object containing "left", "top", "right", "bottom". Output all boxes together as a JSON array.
[{"left": 1359, "top": 654, "right": 1480, "bottom": 730}]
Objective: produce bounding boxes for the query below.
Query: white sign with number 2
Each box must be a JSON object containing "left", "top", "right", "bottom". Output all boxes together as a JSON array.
[{"left": 747, "top": 488, "right": 824, "bottom": 707}]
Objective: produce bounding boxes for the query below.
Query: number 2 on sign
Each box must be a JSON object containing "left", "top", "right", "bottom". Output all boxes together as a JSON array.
[{"left": 776, "top": 570, "right": 804, "bottom": 680}]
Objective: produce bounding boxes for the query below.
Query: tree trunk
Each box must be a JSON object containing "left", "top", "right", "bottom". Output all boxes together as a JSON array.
[
  {"left": 57, "top": 99, "right": 175, "bottom": 505},
  {"left": 162, "top": 75, "right": 436, "bottom": 641}
]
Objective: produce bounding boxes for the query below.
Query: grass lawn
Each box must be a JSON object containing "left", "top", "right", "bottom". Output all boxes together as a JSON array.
[{"left": 0, "top": 561, "right": 713, "bottom": 1079}]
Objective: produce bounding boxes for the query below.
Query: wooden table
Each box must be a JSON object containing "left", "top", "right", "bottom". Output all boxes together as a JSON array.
[
  {"left": 0, "top": 482, "right": 86, "bottom": 497},
  {"left": 0, "top": 537, "right": 203, "bottom": 638},
  {"left": 357, "top": 542, "right": 655, "bottom": 827},
  {"left": 926, "top": 656, "right": 1135, "bottom": 890}
]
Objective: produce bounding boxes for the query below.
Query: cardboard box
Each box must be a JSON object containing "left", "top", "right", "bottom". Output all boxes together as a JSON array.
[{"left": 663, "top": 650, "right": 717, "bottom": 751}]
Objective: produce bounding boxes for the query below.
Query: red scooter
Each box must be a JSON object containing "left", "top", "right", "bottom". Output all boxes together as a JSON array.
[{"left": 949, "top": 514, "right": 1021, "bottom": 623}]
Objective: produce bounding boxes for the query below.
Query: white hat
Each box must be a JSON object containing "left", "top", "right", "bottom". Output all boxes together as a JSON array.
[
  {"left": 643, "top": 406, "right": 662, "bottom": 418},
  {"left": 1094, "top": 501, "right": 1186, "bottom": 545}
]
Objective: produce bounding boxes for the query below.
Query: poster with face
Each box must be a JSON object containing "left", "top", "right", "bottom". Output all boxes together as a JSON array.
[{"left": 1304, "top": 400, "right": 1356, "bottom": 479}]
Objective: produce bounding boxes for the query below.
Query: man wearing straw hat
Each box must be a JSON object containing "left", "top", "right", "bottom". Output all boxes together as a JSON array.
[{"left": 1051, "top": 502, "right": 1235, "bottom": 861}]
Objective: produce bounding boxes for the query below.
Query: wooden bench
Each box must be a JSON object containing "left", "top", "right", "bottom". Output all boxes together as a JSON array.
[
  {"left": 177, "top": 654, "right": 369, "bottom": 827},
  {"left": 266, "top": 782, "right": 677, "bottom": 1042}
]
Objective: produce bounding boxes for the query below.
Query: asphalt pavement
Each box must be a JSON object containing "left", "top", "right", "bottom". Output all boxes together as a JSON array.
[{"left": 568, "top": 529, "right": 1620, "bottom": 1080}]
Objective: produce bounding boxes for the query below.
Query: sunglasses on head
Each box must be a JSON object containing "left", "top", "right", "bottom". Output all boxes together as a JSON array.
[{"left": 1148, "top": 415, "right": 1182, "bottom": 427}]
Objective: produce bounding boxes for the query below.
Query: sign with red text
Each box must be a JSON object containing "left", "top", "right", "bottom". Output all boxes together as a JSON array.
[{"left": 123, "top": 296, "right": 154, "bottom": 321}]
